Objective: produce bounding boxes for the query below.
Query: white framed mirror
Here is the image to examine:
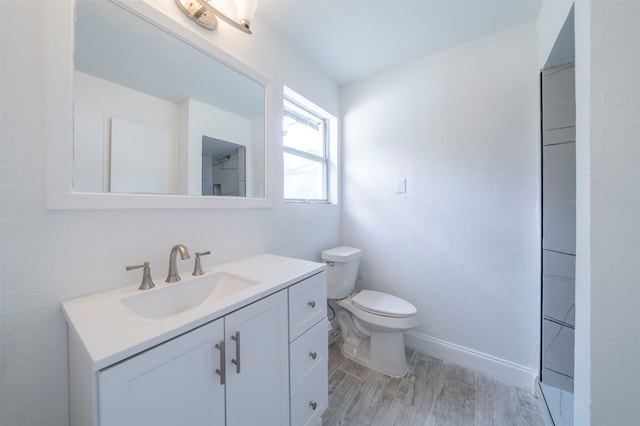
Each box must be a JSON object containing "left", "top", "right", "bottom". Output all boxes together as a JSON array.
[{"left": 45, "top": 0, "right": 271, "bottom": 209}]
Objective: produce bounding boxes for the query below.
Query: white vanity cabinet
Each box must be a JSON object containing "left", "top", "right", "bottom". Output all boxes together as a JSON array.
[
  {"left": 64, "top": 255, "right": 327, "bottom": 426},
  {"left": 288, "top": 272, "right": 329, "bottom": 426},
  {"left": 99, "top": 290, "right": 288, "bottom": 426},
  {"left": 99, "top": 318, "right": 226, "bottom": 426},
  {"left": 224, "top": 290, "right": 289, "bottom": 425}
]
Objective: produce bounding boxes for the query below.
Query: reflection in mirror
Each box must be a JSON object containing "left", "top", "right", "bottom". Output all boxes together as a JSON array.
[
  {"left": 110, "top": 117, "right": 176, "bottom": 194},
  {"left": 73, "top": 0, "right": 265, "bottom": 198},
  {"left": 202, "top": 137, "right": 246, "bottom": 197}
]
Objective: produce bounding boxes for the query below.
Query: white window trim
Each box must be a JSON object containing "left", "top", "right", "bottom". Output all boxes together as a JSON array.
[{"left": 283, "top": 87, "right": 338, "bottom": 204}]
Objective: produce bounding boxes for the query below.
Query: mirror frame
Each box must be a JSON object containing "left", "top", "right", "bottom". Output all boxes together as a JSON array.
[{"left": 45, "top": 0, "right": 272, "bottom": 209}]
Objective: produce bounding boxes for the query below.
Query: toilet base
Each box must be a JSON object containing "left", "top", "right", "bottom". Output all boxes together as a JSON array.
[{"left": 340, "top": 330, "right": 409, "bottom": 377}]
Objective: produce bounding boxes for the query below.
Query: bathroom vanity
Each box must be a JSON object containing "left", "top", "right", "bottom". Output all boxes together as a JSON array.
[{"left": 63, "top": 254, "right": 328, "bottom": 426}]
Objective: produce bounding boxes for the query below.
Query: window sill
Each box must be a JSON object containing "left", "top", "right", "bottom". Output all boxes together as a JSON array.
[{"left": 284, "top": 199, "right": 333, "bottom": 205}]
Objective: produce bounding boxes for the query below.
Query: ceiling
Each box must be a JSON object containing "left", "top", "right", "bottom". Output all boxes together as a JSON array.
[{"left": 255, "top": 0, "right": 542, "bottom": 86}]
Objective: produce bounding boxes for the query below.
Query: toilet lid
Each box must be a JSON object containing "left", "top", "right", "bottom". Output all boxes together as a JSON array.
[{"left": 351, "top": 290, "right": 417, "bottom": 318}]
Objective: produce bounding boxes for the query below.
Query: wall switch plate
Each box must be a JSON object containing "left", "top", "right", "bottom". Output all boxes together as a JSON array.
[{"left": 395, "top": 178, "right": 407, "bottom": 194}]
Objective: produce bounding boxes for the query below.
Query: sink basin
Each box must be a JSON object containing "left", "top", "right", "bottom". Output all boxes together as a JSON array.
[{"left": 121, "top": 272, "right": 259, "bottom": 320}]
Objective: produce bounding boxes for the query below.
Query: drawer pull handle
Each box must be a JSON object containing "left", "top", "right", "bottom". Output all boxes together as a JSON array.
[
  {"left": 214, "top": 340, "right": 225, "bottom": 385},
  {"left": 309, "top": 351, "right": 317, "bottom": 360},
  {"left": 309, "top": 401, "right": 317, "bottom": 410},
  {"left": 307, "top": 300, "right": 316, "bottom": 308},
  {"left": 231, "top": 331, "right": 241, "bottom": 374}
]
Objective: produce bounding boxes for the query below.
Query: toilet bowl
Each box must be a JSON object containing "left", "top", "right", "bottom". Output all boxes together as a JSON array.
[
  {"left": 334, "top": 290, "right": 418, "bottom": 376},
  {"left": 322, "top": 246, "right": 418, "bottom": 377}
]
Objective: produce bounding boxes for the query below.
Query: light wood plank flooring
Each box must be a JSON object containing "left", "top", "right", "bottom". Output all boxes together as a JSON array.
[{"left": 323, "top": 339, "right": 545, "bottom": 426}]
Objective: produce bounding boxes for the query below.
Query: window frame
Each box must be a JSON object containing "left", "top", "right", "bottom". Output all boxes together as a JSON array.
[{"left": 282, "top": 97, "right": 330, "bottom": 203}]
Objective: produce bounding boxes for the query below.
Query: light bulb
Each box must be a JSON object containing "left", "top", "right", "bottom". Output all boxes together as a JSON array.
[{"left": 234, "top": 0, "right": 257, "bottom": 29}]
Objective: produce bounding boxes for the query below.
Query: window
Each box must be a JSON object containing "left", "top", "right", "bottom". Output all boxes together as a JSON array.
[{"left": 283, "top": 96, "right": 330, "bottom": 202}]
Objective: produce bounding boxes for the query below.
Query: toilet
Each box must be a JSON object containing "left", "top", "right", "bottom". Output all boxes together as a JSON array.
[{"left": 322, "top": 246, "right": 418, "bottom": 377}]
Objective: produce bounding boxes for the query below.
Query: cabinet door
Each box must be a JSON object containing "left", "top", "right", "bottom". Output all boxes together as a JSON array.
[
  {"left": 225, "top": 290, "right": 289, "bottom": 425},
  {"left": 99, "top": 319, "right": 225, "bottom": 426}
]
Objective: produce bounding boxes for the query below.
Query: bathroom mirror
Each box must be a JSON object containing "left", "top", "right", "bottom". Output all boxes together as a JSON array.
[
  {"left": 75, "top": 0, "right": 264, "bottom": 197},
  {"left": 45, "top": 0, "right": 270, "bottom": 209}
]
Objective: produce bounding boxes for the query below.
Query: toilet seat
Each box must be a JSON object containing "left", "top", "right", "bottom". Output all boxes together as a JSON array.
[{"left": 351, "top": 290, "right": 417, "bottom": 318}]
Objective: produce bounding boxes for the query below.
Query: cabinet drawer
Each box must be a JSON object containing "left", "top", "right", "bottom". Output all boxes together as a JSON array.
[
  {"left": 290, "top": 319, "right": 328, "bottom": 397},
  {"left": 290, "top": 367, "right": 328, "bottom": 426},
  {"left": 289, "top": 272, "right": 327, "bottom": 341}
]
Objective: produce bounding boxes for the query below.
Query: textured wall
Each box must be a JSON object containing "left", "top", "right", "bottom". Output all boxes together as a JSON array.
[
  {"left": 575, "top": 1, "right": 640, "bottom": 424},
  {"left": 0, "top": 1, "right": 339, "bottom": 425},
  {"left": 573, "top": 2, "right": 591, "bottom": 423},
  {"left": 341, "top": 22, "right": 540, "bottom": 375}
]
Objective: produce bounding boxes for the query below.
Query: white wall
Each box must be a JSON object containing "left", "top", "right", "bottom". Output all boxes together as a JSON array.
[
  {"left": 341, "top": 22, "right": 540, "bottom": 387},
  {"left": 74, "top": 71, "right": 179, "bottom": 192},
  {"left": 537, "top": 1, "right": 640, "bottom": 422},
  {"left": 574, "top": 1, "right": 640, "bottom": 424},
  {"left": 0, "top": 1, "right": 339, "bottom": 425},
  {"left": 573, "top": 2, "right": 591, "bottom": 423}
]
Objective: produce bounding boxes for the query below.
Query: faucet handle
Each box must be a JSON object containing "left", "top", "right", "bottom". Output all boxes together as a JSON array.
[
  {"left": 192, "top": 251, "right": 211, "bottom": 276},
  {"left": 126, "top": 261, "right": 155, "bottom": 290}
]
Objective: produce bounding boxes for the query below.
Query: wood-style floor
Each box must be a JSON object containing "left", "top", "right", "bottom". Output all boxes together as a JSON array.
[{"left": 322, "top": 339, "right": 546, "bottom": 426}]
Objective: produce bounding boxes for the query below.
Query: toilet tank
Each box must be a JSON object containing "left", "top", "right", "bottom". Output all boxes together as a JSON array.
[{"left": 321, "top": 246, "right": 362, "bottom": 299}]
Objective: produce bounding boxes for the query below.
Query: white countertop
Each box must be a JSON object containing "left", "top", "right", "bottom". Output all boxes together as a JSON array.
[{"left": 62, "top": 254, "right": 325, "bottom": 371}]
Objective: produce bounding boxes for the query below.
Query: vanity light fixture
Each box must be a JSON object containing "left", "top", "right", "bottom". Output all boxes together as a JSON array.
[{"left": 174, "top": 0, "right": 257, "bottom": 34}]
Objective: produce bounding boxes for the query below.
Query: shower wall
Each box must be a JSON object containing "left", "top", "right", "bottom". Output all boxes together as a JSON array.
[{"left": 541, "top": 64, "right": 576, "bottom": 393}]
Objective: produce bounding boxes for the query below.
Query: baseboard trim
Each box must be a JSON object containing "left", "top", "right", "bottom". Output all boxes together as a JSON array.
[{"left": 404, "top": 330, "right": 537, "bottom": 391}]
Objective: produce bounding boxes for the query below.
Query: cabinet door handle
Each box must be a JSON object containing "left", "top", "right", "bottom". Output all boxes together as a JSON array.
[
  {"left": 231, "top": 331, "right": 241, "bottom": 374},
  {"left": 309, "top": 401, "right": 317, "bottom": 410},
  {"left": 214, "top": 340, "right": 225, "bottom": 385},
  {"left": 309, "top": 351, "right": 317, "bottom": 360},
  {"left": 307, "top": 300, "right": 316, "bottom": 308}
]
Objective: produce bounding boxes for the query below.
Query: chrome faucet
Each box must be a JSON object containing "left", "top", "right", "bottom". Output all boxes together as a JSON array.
[
  {"left": 192, "top": 251, "right": 211, "bottom": 276},
  {"left": 166, "top": 244, "right": 190, "bottom": 283},
  {"left": 126, "top": 261, "right": 155, "bottom": 290}
]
